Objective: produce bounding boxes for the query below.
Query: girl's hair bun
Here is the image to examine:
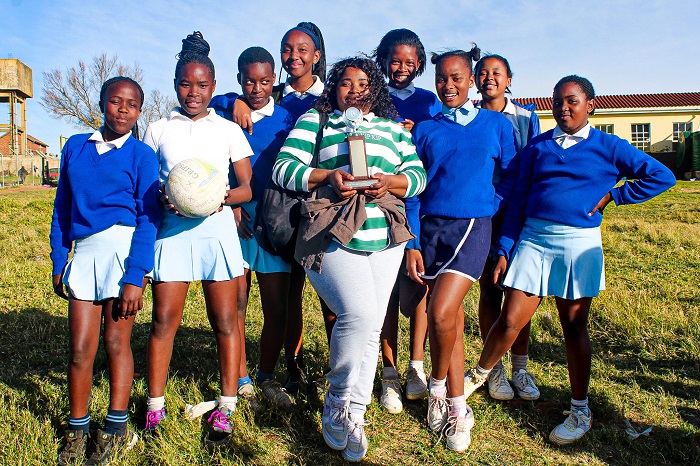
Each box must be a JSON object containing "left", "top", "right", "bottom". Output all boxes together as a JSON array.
[{"left": 178, "top": 31, "right": 210, "bottom": 59}]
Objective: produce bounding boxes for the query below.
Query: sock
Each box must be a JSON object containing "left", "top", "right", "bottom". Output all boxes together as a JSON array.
[
  {"left": 238, "top": 375, "right": 252, "bottom": 388},
  {"left": 429, "top": 376, "right": 447, "bottom": 396},
  {"left": 146, "top": 396, "right": 165, "bottom": 412},
  {"left": 511, "top": 354, "right": 529, "bottom": 373},
  {"left": 571, "top": 397, "right": 589, "bottom": 415},
  {"left": 68, "top": 413, "right": 90, "bottom": 434},
  {"left": 256, "top": 372, "right": 274, "bottom": 385},
  {"left": 448, "top": 395, "right": 466, "bottom": 416},
  {"left": 349, "top": 401, "right": 366, "bottom": 423},
  {"left": 475, "top": 364, "right": 491, "bottom": 380},
  {"left": 408, "top": 360, "right": 424, "bottom": 372},
  {"left": 218, "top": 395, "right": 238, "bottom": 413},
  {"left": 382, "top": 366, "right": 399, "bottom": 380},
  {"left": 104, "top": 408, "right": 128, "bottom": 436},
  {"left": 492, "top": 359, "right": 505, "bottom": 372}
]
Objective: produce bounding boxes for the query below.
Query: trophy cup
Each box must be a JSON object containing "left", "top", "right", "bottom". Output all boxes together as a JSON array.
[{"left": 343, "top": 107, "right": 376, "bottom": 189}]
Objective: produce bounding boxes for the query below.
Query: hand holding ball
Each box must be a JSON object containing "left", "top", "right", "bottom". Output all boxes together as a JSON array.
[{"left": 165, "top": 158, "right": 227, "bottom": 218}]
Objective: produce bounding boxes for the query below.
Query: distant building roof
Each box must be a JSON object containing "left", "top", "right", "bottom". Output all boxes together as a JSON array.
[
  {"left": 512, "top": 92, "right": 700, "bottom": 111},
  {"left": 28, "top": 134, "right": 48, "bottom": 148}
]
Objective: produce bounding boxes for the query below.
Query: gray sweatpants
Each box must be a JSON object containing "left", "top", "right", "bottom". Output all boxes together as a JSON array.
[{"left": 306, "top": 241, "right": 405, "bottom": 410}]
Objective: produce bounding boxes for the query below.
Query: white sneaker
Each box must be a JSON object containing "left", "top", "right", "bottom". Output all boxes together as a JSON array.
[
  {"left": 512, "top": 369, "right": 540, "bottom": 400},
  {"left": 427, "top": 387, "right": 449, "bottom": 432},
  {"left": 487, "top": 366, "right": 514, "bottom": 400},
  {"left": 404, "top": 367, "right": 429, "bottom": 400},
  {"left": 342, "top": 413, "right": 368, "bottom": 462},
  {"left": 443, "top": 406, "right": 475, "bottom": 453},
  {"left": 549, "top": 408, "right": 592, "bottom": 445},
  {"left": 463, "top": 368, "right": 488, "bottom": 399},
  {"left": 380, "top": 378, "right": 403, "bottom": 414},
  {"left": 322, "top": 391, "right": 350, "bottom": 450}
]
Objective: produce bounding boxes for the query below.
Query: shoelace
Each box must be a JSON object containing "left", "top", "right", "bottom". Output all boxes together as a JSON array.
[
  {"left": 330, "top": 403, "right": 350, "bottom": 428},
  {"left": 514, "top": 371, "right": 537, "bottom": 387},
  {"left": 385, "top": 379, "right": 402, "bottom": 394},
  {"left": 562, "top": 410, "right": 587, "bottom": 429},
  {"left": 346, "top": 418, "right": 368, "bottom": 443},
  {"left": 435, "top": 412, "right": 467, "bottom": 446}
]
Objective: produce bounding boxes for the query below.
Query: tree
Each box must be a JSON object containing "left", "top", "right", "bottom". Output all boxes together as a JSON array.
[{"left": 41, "top": 53, "right": 176, "bottom": 137}]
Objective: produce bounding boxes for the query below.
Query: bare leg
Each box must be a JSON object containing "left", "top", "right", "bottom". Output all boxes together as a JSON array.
[
  {"left": 380, "top": 280, "right": 400, "bottom": 370},
  {"left": 203, "top": 279, "right": 240, "bottom": 397},
  {"left": 477, "top": 289, "right": 541, "bottom": 370},
  {"left": 236, "top": 269, "right": 252, "bottom": 379},
  {"left": 102, "top": 299, "right": 137, "bottom": 411},
  {"left": 147, "top": 281, "right": 189, "bottom": 398},
  {"left": 555, "top": 297, "right": 593, "bottom": 400},
  {"left": 408, "top": 293, "right": 429, "bottom": 361},
  {"left": 257, "top": 271, "right": 291, "bottom": 374},
  {"left": 67, "top": 299, "right": 104, "bottom": 418}
]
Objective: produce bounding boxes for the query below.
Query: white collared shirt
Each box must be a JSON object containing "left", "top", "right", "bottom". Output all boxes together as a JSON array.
[
  {"left": 251, "top": 97, "right": 275, "bottom": 123},
  {"left": 553, "top": 122, "right": 591, "bottom": 149},
  {"left": 143, "top": 107, "right": 253, "bottom": 182},
  {"left": 442, "top": 100, "right": 479, "bottom": 126},
  {"left": 88, "top": 129, "right": 131, "bottom": 155},
  {"left": 282, "top": 75, "right": 325, "bottom": 99},
  {"left": 388, "top": 82, "right": 416, "bottom": 101}
]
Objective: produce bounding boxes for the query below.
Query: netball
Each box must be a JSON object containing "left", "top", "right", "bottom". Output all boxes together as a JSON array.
[{"left": 165, "top": 158, "right": 227, "bottom": 218}]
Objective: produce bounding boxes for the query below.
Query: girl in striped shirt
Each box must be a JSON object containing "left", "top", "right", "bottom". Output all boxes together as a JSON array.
[{"left": 272, "top": 56, "right": 426, "bottom": 462}]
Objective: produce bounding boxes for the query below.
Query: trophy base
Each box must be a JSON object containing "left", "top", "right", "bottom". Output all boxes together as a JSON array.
[{"left": 345, "top": 179, "right": 376, "bottom": 189}]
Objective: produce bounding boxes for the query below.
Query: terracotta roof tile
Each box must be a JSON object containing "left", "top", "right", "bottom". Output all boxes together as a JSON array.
[{"left": 509, "top": 92, "right": 700, "bottom": 111}]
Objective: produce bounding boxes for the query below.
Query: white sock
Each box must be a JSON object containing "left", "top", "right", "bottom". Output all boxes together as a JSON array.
[
  {"left": 146, "top": 396, "right": 165, "bottom": 412},
  {"left": 408, "top": 360, "right": 424, "bottom": 372},
  {"left": 448, "top": 395, "right": 466, "bottom": 416},
  {"left": 218, "top": 395, "right": 238, "bottom": 413},
  {"left": 429, "top": 376, "right": 447, "bottom": 396},
  {"left": 475, "top": 364, "right": 491, "bottom": 380},
  {"left": 383, "top": 366, "right": 399, "bottom": 380}
]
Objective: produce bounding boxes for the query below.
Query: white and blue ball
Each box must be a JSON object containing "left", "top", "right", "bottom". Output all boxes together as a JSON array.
[{"left": 165, "top": 158, "right": 226, "bottom": 218}]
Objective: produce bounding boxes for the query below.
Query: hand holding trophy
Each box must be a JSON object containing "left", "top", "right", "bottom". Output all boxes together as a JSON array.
[{"left": 343, "top": 107, "right": 376, "bottom": 189}]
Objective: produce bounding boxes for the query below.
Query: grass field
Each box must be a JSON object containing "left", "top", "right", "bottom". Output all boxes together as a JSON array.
[{"left": 0, "top": 184, "right": 698, "bottom": 465}]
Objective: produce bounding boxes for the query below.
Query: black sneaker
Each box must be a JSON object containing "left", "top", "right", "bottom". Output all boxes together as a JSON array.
[
  {"left": 85, "top": 429, "right": 138, "bottom": 465},
  {"left": 57, "top": 429, "right": 89, "bottom": 465}
]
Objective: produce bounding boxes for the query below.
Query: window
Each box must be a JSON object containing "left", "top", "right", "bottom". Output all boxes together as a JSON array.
[
  {"left": 673, "top": 122, "right": 693, "bottom": 141},
  {"left": 631, "top": 124, "right": 650, "bottom": 151},
  {"left": 595, "top": 124, "right": 614, "bottom": 134}
]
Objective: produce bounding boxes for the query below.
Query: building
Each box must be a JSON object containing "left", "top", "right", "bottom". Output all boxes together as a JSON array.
[{"left": 516, "top": 92, "right": 700, "bottom": 153}]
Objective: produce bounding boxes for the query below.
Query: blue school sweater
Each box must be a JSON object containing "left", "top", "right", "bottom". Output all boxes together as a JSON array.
[
  {"left": 211, "top": 93, "right": 295, "bottom": 200},
  {"left": 411, "top": 110, "right": 519, "bottom": 246},
  {"left": 391, "top": 88, "right": 442, "bottom": 125},
  {"left": 497, "top": 128, "right": 677, "bottom": 258},
  {"left": 49, "top": 133, "right": 161, "bottom": 286},
  {"left": 279, "top": 93, "right": 320, "bottom": 122}
]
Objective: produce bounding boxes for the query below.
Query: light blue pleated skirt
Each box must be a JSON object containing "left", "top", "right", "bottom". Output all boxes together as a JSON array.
[
  {"left": 63, "top": 224, "right": 135, "bottom": 301},
  {"left": 238, "top": 201, "right": 292, "bottom": 274},
  {"left": 503, "top": 218, "right": 605, "bottom": 299},
  {"left": 153, "top": 208, "right": 245, "bottom": 282}
]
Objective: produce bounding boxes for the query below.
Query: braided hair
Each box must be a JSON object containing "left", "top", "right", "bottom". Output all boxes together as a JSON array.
[
  {"left": 314, "top": 56, "right": 397, "bottom": 120},
  {"left": 99, "top": 76, "right": 145, "bottom": 139},
  {"left": 475, "top": 54, "right": 513, "bottom": 94},
  {"left": 281, "top": 21, "right": 326, "bottom": 81},
  {"left": 554, "top": 75, "right": 596, "bottom": 114},
  {"left": 430, "top": 44, "right": 481, "bottom": 73},
  {"left": 175, "top": 31, "right": 215, "bottom": 80},
  {"left": 372, "top": 28, "right": 427, "bottom": 78}
]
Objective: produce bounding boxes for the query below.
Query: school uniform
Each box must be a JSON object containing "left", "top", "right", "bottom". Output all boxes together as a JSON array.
[
  {"left": 143, "top": 108, "right": 253, "bottom": 282},
  {"left": 412, "top": 103, "right": 519, "bottom": 280},
  {"left": 49, "top": 130, "right": 160, "bottom": 300},
  {"left": 498, "top": 124, "right": 676, "bottom": 299},
  {"left": 210, "top": 95, "right": 296, "bottom": 273}
]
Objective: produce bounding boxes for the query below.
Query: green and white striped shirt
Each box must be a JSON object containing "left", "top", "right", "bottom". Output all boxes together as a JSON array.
[{"left": 273, "top": 109, "right": 426, "bottom": 251}]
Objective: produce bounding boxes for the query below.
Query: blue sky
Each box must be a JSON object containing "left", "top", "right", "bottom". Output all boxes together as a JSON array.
[{"left": 2, "top": 0, "right": 698, "bottom": 152}]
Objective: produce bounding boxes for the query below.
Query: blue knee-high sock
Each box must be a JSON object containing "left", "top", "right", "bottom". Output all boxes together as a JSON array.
[
  {"left": 68, "top": 413, "right": 90, "bottom": 434},
  {"left": 104, "top": 409, "right": 128, "bottom": 436}
]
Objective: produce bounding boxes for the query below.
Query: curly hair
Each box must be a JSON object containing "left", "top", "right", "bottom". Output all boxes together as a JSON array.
[
  {"left": 372, "top": 28, "right": 427, "bottom": 78},
  {"left": 314, "top": 56, "right": 397, "bottom": 120}
]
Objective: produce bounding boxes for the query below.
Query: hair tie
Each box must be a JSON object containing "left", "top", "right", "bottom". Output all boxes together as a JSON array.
[{"left": 285, "top": 26, "right": 320, "bottom": 50}]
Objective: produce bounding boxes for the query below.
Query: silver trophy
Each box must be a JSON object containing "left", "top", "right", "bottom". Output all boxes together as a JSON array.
[{"left": 343, "top": 107, "right": 374, "bottom": 189}]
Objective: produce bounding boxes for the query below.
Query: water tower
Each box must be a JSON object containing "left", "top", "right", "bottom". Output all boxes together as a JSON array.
[{"left": 0, "top": 59, "right": 32, "bottom": 158}]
